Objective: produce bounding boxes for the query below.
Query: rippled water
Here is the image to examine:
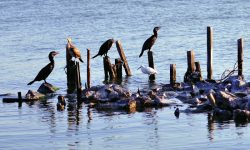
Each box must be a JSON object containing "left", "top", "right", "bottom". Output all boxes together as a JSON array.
[{"left": 1, "top": 0, "right": 250, "bottom": 149}]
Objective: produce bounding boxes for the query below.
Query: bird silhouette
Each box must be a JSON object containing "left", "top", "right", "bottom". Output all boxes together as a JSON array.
[
  {"left": 139, "top": 27, "right": 160, "bottom": 57},
  {"left": 137, "top": 65, "right": 158, "bottom": 75},
  {"left": 92, "top": 39, "right": 115, "bottom": 59},
  {"left": 66, "top": 38, "right": 84, "bottom": 62},
  {"left": 27, "top": 51, "right": 59, "bottom": 85}
]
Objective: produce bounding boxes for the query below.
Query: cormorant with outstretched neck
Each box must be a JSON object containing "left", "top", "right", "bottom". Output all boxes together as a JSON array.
[
  {"left": 67, "top": 38, "right": 84, "bottom": 62},
  {"left": 92, "top": 39, "right": 115, "bottom": 59},
  {"left": 27, "top": 51, "right": 59, "bottom": 85},
  {"left": 139, "top": 27, "right": 160, "bottom": 57}
]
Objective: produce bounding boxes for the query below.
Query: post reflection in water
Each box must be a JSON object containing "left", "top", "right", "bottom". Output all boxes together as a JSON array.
[
  {"left": 142, "top": 108, "right": 159, "bottom": 148},
  {"left": 207, "top": 113, "right": 215, "bottom": 141}
]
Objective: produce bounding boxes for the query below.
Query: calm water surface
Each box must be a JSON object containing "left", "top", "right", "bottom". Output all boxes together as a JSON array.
[{"left": 1, "top": 0, "right": 250, "bottom": 149}]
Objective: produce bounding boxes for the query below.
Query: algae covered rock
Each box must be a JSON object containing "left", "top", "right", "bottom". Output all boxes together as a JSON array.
[{"left": 37, "top": 83, "right": 59, "bottom": 94}]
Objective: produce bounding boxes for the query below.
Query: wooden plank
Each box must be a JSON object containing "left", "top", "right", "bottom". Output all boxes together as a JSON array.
[
  {"left": 116, "top": 40, "right": 132, "bottom": 76},
  {"left": 103, "top": 56, "right": 109, "bottom": 80},
  {"left": 18, "top": 92, "right": 22, "bottom": 107},
  {"left": 207, "top": 26, "right": 213, "bottom": 80},
  {"left": 238, "top": 38, "right": 243, "bottom": 76},
  {"left": 76, "top": 62, "right": 82, "bottom": 102},
  {"left": 195, "top": 61, "right": 203, "bottom": 80},
  {"left": 66, "top": 45, "right": 76, "bottom": 94}
]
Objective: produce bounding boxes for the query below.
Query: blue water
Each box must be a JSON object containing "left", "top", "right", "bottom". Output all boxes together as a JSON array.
[{"left": 1, "top": 0, "right": 250, "bottom": 149}]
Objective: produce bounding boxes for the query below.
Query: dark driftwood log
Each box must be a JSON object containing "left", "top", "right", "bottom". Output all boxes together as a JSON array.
[
  {"left": 18, "top": 92, "right": 22, "bottom": 107},
  {"left": 238, "top": 38, "right": 243, "bottom": 77},
  {"left": 116, "top": 40, "right": 132, "bottom": 76},
  {"left": 207, "top": 26, "right": 213, "bottom": 80},
  {"left": 148, "top": 51, "right": 155, "bottom": 81}
]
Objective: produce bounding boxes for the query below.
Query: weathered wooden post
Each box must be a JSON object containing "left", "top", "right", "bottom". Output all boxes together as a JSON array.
[
  {"left": 18, "top": 92, "right": 22, "bottom": 108},
  {"left": 116, "top": 40, "right": 132, "bottom": 76},
  {"left": 207, "top": 26, "right": 213, "bottom": 80},
  {"left": 195, "top": 61, "right": 203, "bottom": 81},
  {"left": 170, "top": 64, "right": 176, "bottom": 86},
  {"left": 148, "top": 51, "right": 155, "bottom": 81},
  {"left": 76, "top": 62, "right": 82, "bottom": 102},
  {"left": 187, "top": 50, "right": 195, "bottom": 73},
  {"left": 66, "top": 46, "right": 76, "bottom": 93},
  {"left": 103, "top": 57, "right": 109, "bottom": 80},
  {"left": 103, "top": 56, "right": 116, "bottom": 80},
  {"left": 87, "top": 49, "right": 91, "bottom": 88},
  {"left": 184, "top": 50, "right": 195, "bottom": 83},
  {"left": 115, "top": 58, "right": 123, "bottom": 79},
  {"left": 238, "top": 38, "right": 243, "bottom": 77}
]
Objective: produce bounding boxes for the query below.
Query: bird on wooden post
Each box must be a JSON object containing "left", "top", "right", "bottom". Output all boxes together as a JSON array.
[
  {"left": 92, "top": 38, "right": 115, "bottom": 59},
  {"left": 137, "top": 65, "right": 157, "bottom": 75},
  {"left": 67, "top": 37, "right": 84, "bottom": 63},
  {"left": 139, "top": 26, "right": 160, "bottom": 57},
  {"left": 27, "top": 51, "right": 59, "bottom": 85}
]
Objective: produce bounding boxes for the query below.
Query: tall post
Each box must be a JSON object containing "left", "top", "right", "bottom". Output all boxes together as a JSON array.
[
  {"left": 115, "top": 58, "right": 123, "bottom": 79},
  {"left": 238, "top": 38, "right": 243, "bottom": 77},
  {"left": 103, "top": 56, "right": 109, "bottom": 80},
  {"left": 116, "top": 40, "right": 132, "bottom": 76},
  {"left": 76, "top": 62, "right": 82, "bottom": 102},
  {"left": 187, "top": 50, "right": 195, "bottom": 73},
  {"left": 18, "top": 92, "right": 22, "bottom": 108},
  {"left": 66, "top": 46, "right": 76, "bottom": 93},
  {"left": 207, "top": 26, "right": 213, "bottom": 80},
  {"left": 87, "top": 49, "right": 91, "bottom": 88},
  {"left": 170, "top": 64, "right": 176, "bottom": 86},
  {"left": 148, "top": 51, "right": 155, "bottom": 81}
]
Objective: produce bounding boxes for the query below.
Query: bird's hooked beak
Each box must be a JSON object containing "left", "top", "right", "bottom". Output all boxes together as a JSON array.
[
  {"left": 137, "top": 66, "right": 142, "bottom": 70},
  {"left": 53, "top": 51, "right": 59, "bottom": 56}
]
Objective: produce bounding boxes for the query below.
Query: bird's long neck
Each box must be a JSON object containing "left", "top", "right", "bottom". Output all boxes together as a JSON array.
[
  {"left": 153, "top": 30, "right": 158, "bottom": 38},
  {"left": 49, "top": 56, "right": 55, "bottom": 64}
]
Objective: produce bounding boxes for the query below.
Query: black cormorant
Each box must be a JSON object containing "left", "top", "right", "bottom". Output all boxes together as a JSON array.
[
  {"left": 27, "top": 51, "right": 59, "bottom": 85},
  {"left": 139, "top": 27, "right": 160, "bottom": 57},
  {"left": 92, "top": 39, "right": 115, "bottom": 59}
]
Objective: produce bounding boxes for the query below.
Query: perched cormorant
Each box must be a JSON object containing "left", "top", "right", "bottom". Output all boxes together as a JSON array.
[
  {"left": 92, "top": 39, "right": 115, "bottom": 59},
  {"left": 27, "top": 51, "right": 59, "bottom": 85},
  {"left": 67, "top": 38, "right": 84, "bottom": 62},
  {"left": 139, "top": 27, "right": 160, "bottom": 57}
]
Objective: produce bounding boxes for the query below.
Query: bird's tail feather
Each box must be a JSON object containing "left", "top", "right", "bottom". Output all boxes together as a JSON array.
[
  {"left": 79, "top": 58, "right": 84, "bottom": 63},
  {"left": 139, "top": 50, "right": 144, "bottom": 57},
  {"left": 27, "top": 80, "right": 35, "bottom": 85},
  {"left": 92, "top": 54, "right": 99, "bottom": 59}
]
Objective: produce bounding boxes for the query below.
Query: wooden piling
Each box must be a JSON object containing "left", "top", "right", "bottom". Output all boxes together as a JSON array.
[
  {"left": 195, "top": 61, "right": 203, "bottom": 80},
  {"left": 170, "top": 64, "right": 176, "bottom": 86},
  {"left": 148, "top": 51, "right": 155, "bottom": 81},
  {"left": 66, "top": 46, "right": 76, "bottom": 93},
  {"left": 76, "top": 62, "right": 82, "bottom": 102},
  {"left": 238, "top": 38, "right": 243, "bottom": 77},
  {"left": 18, "top": 92, "right": 22, "bottom": 108},
  {"left": 115, "top": 58, "right": 123, "bottom": 79},
  {"left": 207, "top": 26, "right": 213, "bottom": 80},
  {"left": 116, "top": 40, "right": 132, "bottom": 76},
  {"left": 87, "top": 49, "right": 91, "bottom": 88},
  {"left": 103, "top": 57, "right": 109, "bottom": 80},
  {"left": 187, "top": 50, "right": 195, "bottom": 73},
  {"left": 103, "top": 56, "right": 116, "bottom": 80}
]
